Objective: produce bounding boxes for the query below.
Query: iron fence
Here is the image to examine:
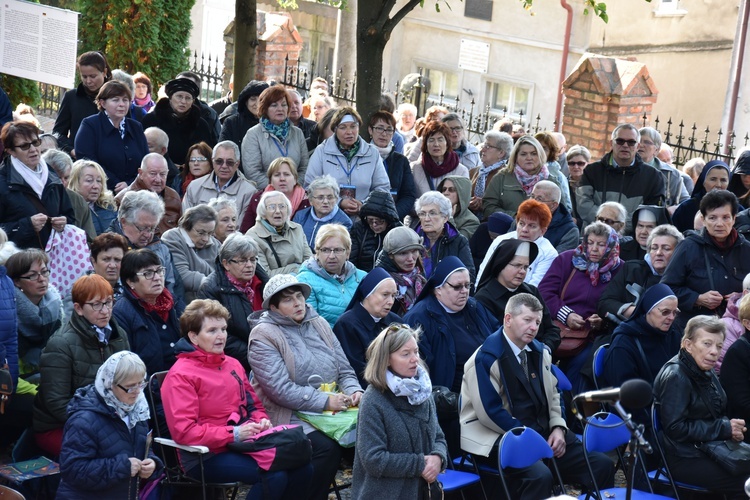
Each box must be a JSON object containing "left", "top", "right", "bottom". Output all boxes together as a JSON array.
[
  {"left": 38, "top": 82, "right": 65, "bottom": 116},
  {"left": 189, "top": 51, "right": 225, "bottom": 103}
]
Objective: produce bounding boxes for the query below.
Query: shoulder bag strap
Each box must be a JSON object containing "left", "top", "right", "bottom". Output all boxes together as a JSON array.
[
  {"left": 633, "top": 338, "right": 654, "bottom": 382},
  {"left": 704, "top": 252, "right": 715, "bottom": 290},
  {"left": 263, "top": 236, "right": 283, "bottom": 268},
  {"left": 560, "top": 268, "right": 577, "bottom": 302}
]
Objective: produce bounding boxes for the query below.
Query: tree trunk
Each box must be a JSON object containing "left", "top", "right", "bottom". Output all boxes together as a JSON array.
[
  {"left": 234, "top": 0, "right": 258, "bottom": 94},
  {"left": 356, "top": 1, "right": 389, "bottom": 141}
]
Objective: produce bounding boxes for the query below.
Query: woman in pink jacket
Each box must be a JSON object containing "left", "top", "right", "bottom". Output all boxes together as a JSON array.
[{"left": 161, "top": 299, "right": 312, "bottom": 500}]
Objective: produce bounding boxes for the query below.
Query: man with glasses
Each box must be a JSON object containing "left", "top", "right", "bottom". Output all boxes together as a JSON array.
[
  {"left": 183, "top": 140, "right": 257, "bottom": 223},
  {"left": 576, "top": 123, "right": 665, "bottom": 230},
  {"left": 115, "top": 153, "right": 182, "bottom": 236},
  {"left": 531, "top": 180, "right": 579, "bottom": 252},
  {"left": 469, "top": 131, "right": 513, "bottom": 215},
  {"left": 441, "top": 113, "right": 480, "bottom": 169}
]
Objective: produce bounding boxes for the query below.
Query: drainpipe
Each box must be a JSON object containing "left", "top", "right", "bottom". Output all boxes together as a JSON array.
[
  {"left": 726, "top": 0, "right": 749, "bottom": 154},
  {"left": 555, "top": 0, "right": 574, "bottom": 131}
]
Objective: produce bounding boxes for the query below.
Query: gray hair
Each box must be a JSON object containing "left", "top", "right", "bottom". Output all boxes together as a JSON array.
[
  {"left": 583, "top": 221, "right": 613, "bottom": 240},
  {"left": 112, "top": 351, "right": 147, "bottom": 386},
  {"left": 639, "top": 127, "right": 662, "bottom": 150},
  {"left": 307, "top": 174, "right": 340, "bottom": 198},
  {"left": 682, "top": 315, "right": 726, "bottom": 345},
  {"left": 213, "top": 140, "right": 240, "bottom": 161},
  {"left": 144, "top": 127, "right": 169, "bottom": 149},
  {"left": 505, "top": 293, "right": 543, "bottom": 317},
  {"left": 532, "top": 180, "right": 561, "bottom": 203},
  {"left": 611, "top": 123, "right": 639, "bottom": 142},
  {"left": 179, "top": 204, "right": 218, "bottom": 231},
  {"left": 207, "top": 195, "right": 237, "bottom": 215},
  {"left": 42, "top": 149, "right": 73, "bottom": 177},
  {"left": 111, "top": 69, "right": 135, "bottom": 94},
  {"left": 597, "top": 202, "right": 627, "bottom": 224},
  {"left": 119, "top": 190, "right": 165, "bottom": 224},
  {"left": 566, "top": 144, "right": 591, "bottom": 162},
  {"left": 646, "top": 224, "right": 683, "bottom": 250},
  {"left": 484, "top": 131, "right": 514, "bottom": 157},
  {"left": 220, "top": 233, "right": 259, "bottom": 262},
  {"left": 743, "top": 273, "right": 750, "bottom": 291},
  {"left": 441, "top": 113, "right": 463, "bottom": 126},
  {"left": 415, "top": 191, "right": 452, "bottom": 218},
  {"left": 397, "top": 103, "right": 417, "bottom": 115},
  {"left": 256, "top": 191, "right": 292, "bottom": 222},
  {"left": 140, "top": 152, "right": 168, "bottom": 171}
]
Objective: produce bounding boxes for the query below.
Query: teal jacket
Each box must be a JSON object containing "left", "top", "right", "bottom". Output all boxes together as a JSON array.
[{"left": 296, "top": 257, "right": 366, "bottom": 328}]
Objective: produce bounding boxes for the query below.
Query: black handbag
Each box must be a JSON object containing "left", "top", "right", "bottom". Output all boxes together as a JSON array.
[
  {"left": 699, "top": 440, "right": 750, "bottom": 476},
  {"left": 431, "top": 386, "right": 458, "bottom": 420},
  {"left": 227, "top": 424, "right": 312, "bottom": 471},
  {"left": 420, "top": 478, "right": 444, "bottom": 500}
]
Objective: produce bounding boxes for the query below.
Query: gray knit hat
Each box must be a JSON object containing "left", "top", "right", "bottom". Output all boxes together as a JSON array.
[
  {"left": 261, "top": 274, "right": 311, "bottom": 310},
  {"left": 383, "top": 226, "right": 423, "bottom": 255}
]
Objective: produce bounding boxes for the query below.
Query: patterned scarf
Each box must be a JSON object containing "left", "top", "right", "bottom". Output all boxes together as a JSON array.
[
  {"left": 572, "top": 226, "right": 621, "bottom": 286},
  {"left": 391, "top": 267, "right": 426, "bottom": 312},
  {"left": 336, "top": 136, "right": 361, "bottom": 162},
  {"left": 474, "top": 159, "right": 507, "bottom": 198},
  {"left": 422, "top": 150, "right": 460, "bottom": 179},
  {"left": 260, "top": 116, "right": 291, "bottom": 143},
  {"left": 513, "top": 162, "right": 549, "bottom": 195},
  {"left": 225, "top": 270, "right": 259, "bottom": 308},
  {"left": 132, "top": 287, "right": 174, "bottom": 322},
  {"left": 94, "top": 351, "right": 151, "bottom": 429},
  {"left": 386, "top": 365, "right": 432, "bottom": 405}
]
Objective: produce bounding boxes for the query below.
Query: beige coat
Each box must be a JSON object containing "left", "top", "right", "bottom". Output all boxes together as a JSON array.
[
  {"left": 246, "top": 220, "right": 312, "bottom": 276},
  {"left": 182, "top": 171, "right": 257, "bottom": 223}
]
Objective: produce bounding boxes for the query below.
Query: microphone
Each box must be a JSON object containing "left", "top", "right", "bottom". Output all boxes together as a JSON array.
[{"left": 573, "top": 379, "right": 653, "bottom": 410}]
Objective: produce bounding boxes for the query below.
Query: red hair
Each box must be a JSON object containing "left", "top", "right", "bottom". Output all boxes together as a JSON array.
[
  {"left": 516, "top": 199, "right": 552, "bottom": 229},
  {"left": 420, "top": 121, "right": 452, "bottom": 157},
  {"left": 71, "top": 274, "right": 114, "bottom": 305}
]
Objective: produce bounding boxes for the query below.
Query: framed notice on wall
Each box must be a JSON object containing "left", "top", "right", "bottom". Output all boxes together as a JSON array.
[
  {"left": 458, "top": 39, "right": 489, "bottom": 74},
  {"left": 0, "top": 0, "right": 79, "bottom": 88}
]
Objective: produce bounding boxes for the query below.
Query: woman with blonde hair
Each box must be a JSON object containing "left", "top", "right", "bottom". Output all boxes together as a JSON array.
[{"left": 68, "top": 159, "right": 118, "bottom": 234}]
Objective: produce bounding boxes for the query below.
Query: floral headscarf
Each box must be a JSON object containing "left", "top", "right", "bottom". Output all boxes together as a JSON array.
[
  {"left": 94, "top": 351, "right": 151, "bottom": 429},
  {"left": 572, "top": 225, "right": 621, "bottom": 286}
]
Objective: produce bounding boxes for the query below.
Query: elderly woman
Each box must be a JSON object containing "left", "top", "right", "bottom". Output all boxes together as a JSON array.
[
  {"left": 368, "top": 111, "right": 418, "bottom": 220},
  {"left": 74, "top": 80, "right": 149, "bottom": 193},
  {"left": 310, "top": 95, "right": 333, "bottom": 122},
  {"left": 654, "top": 316, "right": 747, "bottom": 498},
  {"left": 162, "top": 299, "right": 312, "bottom": 499},
  {"left": 240, "top": 156, "right": 311, "bottom": 233},
  {"left": 352, "top": 324, "right": 447, "bottom": 499},
  {"left": 6, "top": 249, "right": 63, "bottom": 381},
  {"left": 469, "top": 131, "right": 513, "bottom": 214},
  {"left": 304, "top": 107, "right": 390, "bottom": 218},
  {"left": 293, "top": 174, "right": 352, "bottom": 250},
  {"left": 437, "top": 175, "right": 479, "bottom": 239},
  {"left": 474, "top": 238, "right": 560, "bottom": 352},
  {"left": 113, "top": 249, "right": 183, "bottom": 376},
  {"left": 42, "top": 149, "right": 98, "bottom": 241},
  {"left": 177, "top": 141, "right": 213, "bottom": 195},
  {"left": 297, "top": 223, "right": 366, "bottom": 328},
  {"left": 721, "top": 293, "right": 750, "bottom": 439},
  {"left": 241, "top": 85, "right": 309, "bottom": 190},
  {"left": 198, "top": 233, "right": 269, "bottom": 371},
  {"left": 539, "top": 222, "right": 621, "bottom": 391},
  {"left": 483, "top": 135, "right": 559, "bottom": 219},
  {"left": 58, "top": 351, "right": 161, "bottom": 499},
  {"left": 349, "top": 190, "right": 401, "bottom": 272},
  {"left": 53, "top": 51, "right": 112, "bottom": 153},
  {"left": 672, "top": 160, "right": 731, "bottom": 232},
  {"left": 410, "top": 121, "right": 469, "bottom": 197},
  {"left": 619, "top": 205, "right": 671, "bottom": 262},
  {"left": 566, "top": 144, "right": 591, "bottom": 224},
  {"left": 246, "top": 191, "right": 312, "bottom": 277},
  {"left": 141, "top": 78, "right": 217, "bottom": 166},
  {"left": 68, "top": 159, "right": 118, "bottom": 235},
  {"left": 413, "top": 191, "right": 475, "bottom": 282},
  {"left": 249, "top": 274, "right": 362, "bottom": 500},
  {"left": 374, "top": 227, "right": 427, "bottom": 316},
  {"left": 535, "top": 131, "right": 573, "bottom": 212},
  {"left": 0, "top": 121, "right": 74, "bottom": 249},
  {"left": 219, "top": 80, "right": 269, "bottom": 146},
  {"left": 333, "top": 267, "right": 402, "bottom": 386},
  {"left": 596, "top": 201, "right": 628, "bottom": 236},
  {"left": 208, "top": 195, "right": 238, "bottom": 243},
  {"left": 162, "top": 205, "right": 220, "bottom": 302},
  {"left": 663, "top": 190, "right": 750, "bottom": 322},
  {"left": 89, "top": 232, "right": 129, "bottom": 302},
  {"left": 33, "top": 274, "right": 129, "bottom": 457}
]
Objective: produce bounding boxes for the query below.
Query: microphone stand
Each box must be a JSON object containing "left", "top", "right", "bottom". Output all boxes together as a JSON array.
[{"left": 613, "top": 401, "right": 651, "bottom": 500}]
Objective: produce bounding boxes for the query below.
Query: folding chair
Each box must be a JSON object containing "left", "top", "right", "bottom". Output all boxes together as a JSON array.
[
  {"left": 147, "top": 371, "right": 239, "bottom": 500},
  {"left": 439, "top": 453, "right": 485, "bottom": 500},
  {"left": 578, "top": 411, "right": 672, "bottom": 500},
  {"left": 497, "top": 426, "right": 564, "bottom": 499},
  {"left": 592, "top": 343, "right": 609, "bottom": 390},
  {"left": 0, "top": 484, "right": 25, "bottom": 500}
]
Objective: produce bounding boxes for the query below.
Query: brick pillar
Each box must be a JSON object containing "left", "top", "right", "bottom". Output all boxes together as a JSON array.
[
  {"left": 222, "top": 21, "right": 235, "bottom": 95},
  {"left": 562, "top": 54, "right": 658, "bottom": 160},
  {"left": 255, "top": 12, "right": 304, "bottom": 83}
]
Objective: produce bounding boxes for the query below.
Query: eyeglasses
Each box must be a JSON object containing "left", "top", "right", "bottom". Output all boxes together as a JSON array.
[
  {"left": 448, "top": 126, "right": 463, "bottom": 133},
  {"left": 568, "top": 161, "right": 587, "bottom": 167},
  {"left": 530, "top": 195, "right": 553, "bottom": 204},
  {"left": 444, "top": 282, "right": 471, "bottom": 291},
  {"left": 228, "top": 257, "right": 257, "bottom": 266},
  {"left": 131, "top": 222, "right": 158, "bottom": 234},
  {"left": 172, "top": 94, "right": 194, "bottom": 103},
  {"left": 481, "top": 143, "right": 500, "bottom": 151},
  {"left": 190, "top": 156, "right": 208, "bottom": 162},
  {"left": 213, "top": 159, "right": 237, "bottom": 167},
  {"left": 117, "top": 380, "right": 148, "bottom": 394},
  {"left": 14, "top": 138, "right": 42, "bottom": 151},
  {"left": 192, "top": 229, "right": 215, "bottom": 237},
  {"left": 417, "top": 211, "right": 443, "bottom": 219},
  {"left": 365, "top": 217, "right": 386, "bottom": 225},
  {"left": 312, "top": 195, "right": 336, "bottom": 202},
  {"left": 614, "top": 138, "right": 638, "bottom": 147},
  {"left": 135, "top": 267, "right": 166, "bottom": 280},
  {"left": 507, "top": 262, "right": 530, "bottom": 272},
  {"left": 266, "top": 203, "right": 288, "bottom": 212},
  {"left": 84, "top": 299, "right": 114, "bottom": 312},
  {"left": 371, "top": 126, "right": 394, "bottom": 135},
  {"left": 640, "top": 140, "right": 655, "bottom": 147},
  {"left": 318, "top": 247, "right": 346, "bottom": 255},
  {"left": 597, "top": 217, "right": 623, "bottom": 226},
  {"left": 441, "top": 187, "right": 457, "bottom": 193},
  {"left": 654, "top": 308, "right": 680, "bottom": 318},
  {"left": 19, "top": 268, "right": 51, "bottom": 281}
]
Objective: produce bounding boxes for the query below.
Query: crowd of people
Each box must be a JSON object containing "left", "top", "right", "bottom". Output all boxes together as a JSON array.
[{"left": 2, "top": 49, "right": 750, "bottom": 499}]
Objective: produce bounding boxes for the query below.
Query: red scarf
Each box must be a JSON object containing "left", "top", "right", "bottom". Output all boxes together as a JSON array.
[
  {"left": 133, "top": 288, "right": 174, "bottom": 322},
  {"left": 225, "top": 271, "right": 264, "bottom": 311},
  {"left": 422, "top": 150, "right": 460, "bottom": 179},
  {"left": 710, "top": 228, "right": 739, "bottom": 251}
]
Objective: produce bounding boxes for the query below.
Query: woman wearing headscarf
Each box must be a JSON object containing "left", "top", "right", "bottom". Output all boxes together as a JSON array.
[
  {"left": 474, "top": 238, "right": 560, "bottom": 352},
  {"left": 374, "top": 227, "right": 427, "bottom": 316},
  {"left": 57, "top": 351, "right": 161, "bottom": 499},
  {"left": 437, "top": 175, "right": 479, "bottom": 240},
  {"left": 672, "top": 160, "right": 731, "bottom": 232},
  {"left": 728, "top": 150, "right": 750, "bottom": 208},
  {"left": 349, "top": 190, "right": 401, "bottom": 272},
  {"left": 619, "top": 205, "right": 671, "bottom": 262},
  {"left": 333, "top": 267, "right": 402, "bottom": 386},
  {"left": 538, "top": 222, "right": 622, "bottom": 392}
]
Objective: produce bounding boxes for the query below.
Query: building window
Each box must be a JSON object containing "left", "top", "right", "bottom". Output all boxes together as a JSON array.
[
  {"left": 655, "top": 0, "right": 687, "bottom": 16},
  {"left": 424, "top": 67, "right": 460, "bottom": 102},
  {"left": 486, "top": 80, "right": 531, "bottom": 118},
  {"left": 465, "top": 0, "right": 493, "bottom": 21}
]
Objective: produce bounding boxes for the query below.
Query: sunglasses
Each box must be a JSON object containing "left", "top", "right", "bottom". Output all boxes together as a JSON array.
[{"left": 614, "top": 138, "right": 638, "bottom": 147}]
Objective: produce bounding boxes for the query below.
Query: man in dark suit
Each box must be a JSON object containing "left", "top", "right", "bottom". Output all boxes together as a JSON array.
[{"left": 460, "top": 293, "right": 614, "bottom": 498}]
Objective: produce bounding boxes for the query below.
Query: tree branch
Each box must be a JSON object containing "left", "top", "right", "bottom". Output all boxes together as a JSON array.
[{"left": 383, "top": 0, "right": 424, "bottom": 35}]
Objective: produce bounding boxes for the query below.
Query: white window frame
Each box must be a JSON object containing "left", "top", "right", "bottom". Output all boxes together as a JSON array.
[
  {"left": 414, "top": 63, "right": 462, "bottom": 104},
  {"left": 654, "top": 0, "right": 687, "bottom": 17},
  {"left": 484, "top": 78, "right": 534, "bottom": 121}
]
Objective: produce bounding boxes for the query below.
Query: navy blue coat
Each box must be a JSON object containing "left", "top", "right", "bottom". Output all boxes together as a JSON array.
[
  {"left": 53, "top": 83, "right": 99, "bottom": 152},
  {"left": 74, "top": 111, "right": 150, "bottom": 190},
  {"left": 383, "top": 149, "right": 417, "bottom": 220},
  {"left": 0, "top": 267, "right": 18, "bottom": 386},
  {"left": 58, "top": 384, "right": 161, "bottom": 499},
  {"left": 112, "top": 287, "right": 184, "bottom": 376}
]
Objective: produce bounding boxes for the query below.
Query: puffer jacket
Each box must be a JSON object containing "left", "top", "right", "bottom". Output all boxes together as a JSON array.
[
  {"left": 141, "top": 98, "right": 217, "bottom": 165},
  {"left": 248, "top": 307, "right": 362, "bottom": 428},
  {"left": 0, "top": 267, "right": 18, "bottom": 387},
  {"left": 16, "top": 285, "right": 63, "bottom": 374},
  {"left": 654, "top": 350, "right": 733, "bottom": 459},
  {"left": 349, "top": 190, "right": 402, "bottom": 272},
  {"left": 112, "top": 287, "right": 184, "bottom": 376},
  {"left": 292, "top": 205, "right": 352, "bottom": 250},
  {"left": 32, "top": 313, "right": 129, "bottom": 432},
  {"left": 438, "top": 175, "right": 479, "bottom": 240},
  {"left": 240, "top": 123, "right": 309, "bottom": 189},
  {"left": 197, "top": 258, "right": 269, "bottom": 371},
  {"left": 296, "top": 257, "right": 366, "bottom": 328},
  {"left": 246, "top": 220, "right": 312, "bottom": 276},
  {"left": 58, "top": 384, "right": 162, "bottom": 499}
]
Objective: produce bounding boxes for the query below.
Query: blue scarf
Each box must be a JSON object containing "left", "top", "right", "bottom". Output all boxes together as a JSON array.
[{"left": 261, "top": 117, "right": 291, "bottom": 143}]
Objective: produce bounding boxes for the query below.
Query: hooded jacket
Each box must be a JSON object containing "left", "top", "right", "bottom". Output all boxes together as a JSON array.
[
  {"left": 543, "top": 202, "right": 579, "bottom": 253},
  {"left": 373, "top": 250, "right": 427, "bottom": 317},
  {"left": 728, "top": 150, "right": 750, "bottom": 206},
  {"left": 16, "top": 285, "right": 63, "bottom": 373},
  {"left": 349, "top": 190, "right": 402, "bottom": 272},
  {"left": 671, "top": 160, "right": 731, "bottom": 233},
  {"left": 141, "top": 99, "right": 217, "bottom": 165},
  {"left": 438, "top": 176, "right": 479, "bottom": 240},
  {"left": 296, "top": 256, "right": 366, "bottom": 329},
  {"left": 218, "top": 81, "right": 267, "bottom": 146},
  {"left": 575, "top": 151, "right": 666, "bottom": 230}
]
